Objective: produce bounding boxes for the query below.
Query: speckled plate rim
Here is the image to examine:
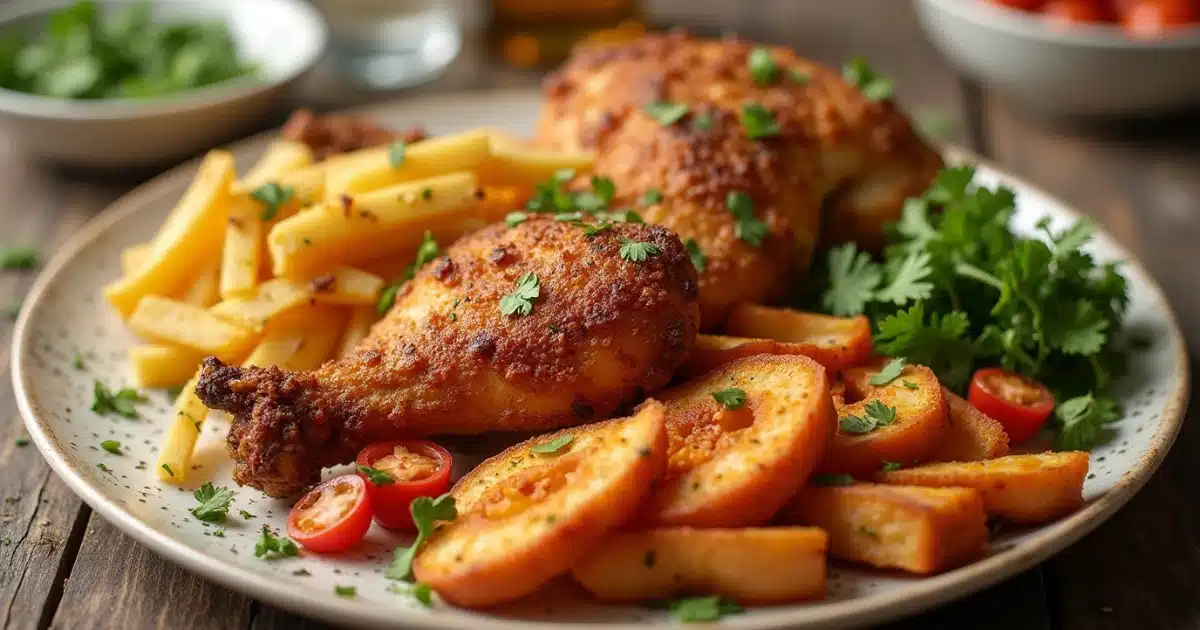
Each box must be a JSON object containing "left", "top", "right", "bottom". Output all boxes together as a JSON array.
[{"left": 12, "top": 88, "right": 1190, "bottom": 630}]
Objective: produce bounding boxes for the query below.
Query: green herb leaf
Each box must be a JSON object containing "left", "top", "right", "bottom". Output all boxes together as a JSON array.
[
  {"left": 640, "top": 188, "right": 663, "bottom": 206},
  {"left": 1, "top": 245, "right": 38, "bottom": 269},
  {"left": 505, "top": 211, "right": 528, "bottom": 228},
  {"left": 161, "top": 463, "right": 174, "bottom": 477},
  {"left": 412, "top": 582, "right": 434, "bottom": 606},
  {"left": 738, "top": 103, "right": 780, "bottom": 139},
  {"left": 334, "top": 585, "right": 357, "bottom": 598},
  {"left": 72, "top": 353, "right": 85, "bottom": 370},
  {"left": 389, "top": 141, "right": 407, "bottom": 168},
  {"left": 711, "top": 388, "right": 747, "bottom": 410},
  {"left": 812, "top": 473, "right": 856, "bottom": 487},
  {"left": 583, "top": 220, "right": 613, "bottom": 237},
  {"left": 15, "top": 436, "right": 29, "bottom": 447},
  {"left": 239, "top": 509, "right": 255, "bottom": 520},
  {"left": 531, "top": 435, "right": 573, "bottom": 455},
  {"left": 250, "top": 183, "right": 295, "bottom": 221},
  {"left": 668, "top": 595, "right": 743, "bottom": 623},
  {"left": 882, "top": 460, "right": 903, "bottom": 472},
  {"left": 618, "top": 238, "right": 662, "bottom": 263},
  {"left": 358, "top": 465, "right": 395, "bottom": 486},
  {"left": 500, "top": 272, "right": 540, "bottom": 317},
  {"left": 692, "top": 112, "right": 713, "bottom": 131},
  {"left": 684, "top": 238, "right": 708, "bottom": 272},
  {"left": 1054, "top": 393, "right": 1120, "bottom": 450},
  {"left": 377, "top": 231, "right": 440, "bottom": 315},
  {"left": 725, "top": 190, "right": 769, "bottom": 247},
  {"left": 842, "top": 56, "right": 893, "bottom": 101},
  {"left": 645, "top": 101, "right": 689, "bottom": 126},
  {"left": 387, "top": 494, "right": 457, "bottom": 581},
  {"left": 100, "top": 439, "right": 121, "bottom": 455},
  {"left": 91, "top": 382, "right": 146, "bottom": 418},
  {"left": 870, "top": 358, "right": 907, "bottom": 386},
  {"left": 747, "top": 47, "right": 778, "bottom": 85},
  {"left": 190, "top": 482, "right": 235, "bottom": 523},
  {"left": 839, "top": 400, "right": 897, "bottom": 434},
  {"left": 821, "top": 244, "right": 882, "bottom": 316},
  {"left": 254, "top": 526, "right": 298, "bottom": 559}
]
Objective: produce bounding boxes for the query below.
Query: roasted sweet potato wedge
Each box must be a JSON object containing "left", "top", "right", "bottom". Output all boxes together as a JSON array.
[
  {"left": 573, "top": 527, "right": 828, "bottom": 604},
  {"left": 413, "top": 402, "right": 668, "bottom": 607},
  {"left": 639, "top": 355, "right": 835, "bottom": 527},
  {"left": 721, "top": 304, "right": 873, "bottom": 372},
  {"left": 928, "top": 391, "right": 1011, "bottom": 462},
  {"left": 818, "top": 362, "right": 949, "bottom": 478},
  {"left": 780, "top": 483, "right": 988, "bottom": 574},
  {"left": 876, "top": 451, "right": 1089, "bottom": 523}
]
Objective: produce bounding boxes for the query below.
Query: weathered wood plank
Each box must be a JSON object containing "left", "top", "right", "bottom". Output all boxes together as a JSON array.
[
  {"left": 981, "top": 94, "right": 1200, "bottom": 630},
  {"left": 50, "top": 515, "right": 254, "bottom": 630}
]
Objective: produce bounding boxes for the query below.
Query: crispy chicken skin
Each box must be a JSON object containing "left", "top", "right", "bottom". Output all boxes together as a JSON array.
[
  {"left": 536, "top": 31, "right": 942, "bottom": 326},
  {"left": 196, "top": 218, "right": 700, "bottom": 496}
]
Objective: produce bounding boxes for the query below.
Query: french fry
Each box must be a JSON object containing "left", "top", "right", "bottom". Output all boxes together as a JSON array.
[
  {"left": 235, "top": 139, "right": 315, "bottom": 193},
  {"left": 120, "top": 243, "right": 152, "bottom": 276},
  {"left": 104, "top": 151, "right": 235, "bottom": 316},
  {"left": 722, "top": 304, "right": 874, "bottom": 372},
  {"left": 337, "top": 306, "right": 376, "bottom": 358},
  {"left": 128, "top": 345, "right": 205, "bottom": 389},
  {"left": 477, "top": 131, "right": 595, "bottom": 191},
  {"left": 928, "top": 391, "right": 1011, "bottom": 462},
  {"left": 780, "top": 483, "right": 988, "bottom": 574},
  {"left": 128, "top": 296, "right": 258, "bottom": 362},
  {"left": 208, "top": 277, "right": 313, "bottom": 331},
  {"left": 242, "top": 305, "right": 348, "bottom": 370},
  {"left": 308, "top": 267, "right": 385, "bottom": 306},
  {"left": 219, "top": 196, "right": 263, "bottom": 299},
  {"left": 179, "top": 259, "right": 222, "bottom": 307},
  {"left": 573, "top": 527, "right": 828, "bottom": 604},
  {"left": 876, "top": 452, "right": 1090, "bottom": 523},
  {"left": 155, "top": 372, "right": 208, "bottom": 484},
  {"left": 268, "top": 172, "right": 491, "bottom": 277},
  {"left": 323, "top": 129, "right": 490, "bottom": 201}
]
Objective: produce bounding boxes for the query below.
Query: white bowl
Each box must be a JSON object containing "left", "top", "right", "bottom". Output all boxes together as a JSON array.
[
  {"left": 914, "top": 0, "right": 1200, "bottom": 117},
  {"left": 0, "top": 0, "right": 327, "bottom": 167}
]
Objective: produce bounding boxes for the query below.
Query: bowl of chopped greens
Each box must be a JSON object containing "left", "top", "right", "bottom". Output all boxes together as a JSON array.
[{"left": 0, "top": 0, "right": 326, "bottom": 167}]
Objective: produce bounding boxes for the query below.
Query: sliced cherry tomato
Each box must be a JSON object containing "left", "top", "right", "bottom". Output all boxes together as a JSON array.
[
  {"left": 286, "top": 474, "right": 372, "bottom": 553},
  {"left": 1043, "top": 0, "right": 1115, "bottom": 23},
  {"left": 988, "top": 0, "right": 1048, "bottom": 12},
  {"left": 1120, "top": 0, "right": 1197, "bottom": 37},
  {"left": 355, "top": 440, "right": 453, "bottom": 531},
  {"left": 968, "top": 368, "right": 1056, "bottom": 444}
]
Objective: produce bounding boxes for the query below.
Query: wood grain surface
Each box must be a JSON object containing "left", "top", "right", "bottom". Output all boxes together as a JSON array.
[{"left": 1, "top": 1, "right": 1196, "bottom": 629}]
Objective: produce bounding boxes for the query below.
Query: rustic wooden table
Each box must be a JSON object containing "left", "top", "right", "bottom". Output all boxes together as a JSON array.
[{"left": 2, "top": 2, "right": 1198, "bottom": 629}]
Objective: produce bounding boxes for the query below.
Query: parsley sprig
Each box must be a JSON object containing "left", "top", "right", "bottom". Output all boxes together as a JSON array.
[
  {"left": 91, "top": 382, "right": 146, "bottom": 418},
  {"left": 255, "top": 526, "right": 298, "bottom": 559},
  {"left": 190, "top": 482, "right": 235, "bottom": 523},
  {"left": 839, "top": 400, "right": 897, "bottom": 434},
  {"left": 377, "top": 231, "right": 439, "bottom": 315},
  {"left": 726, "top": 191, "right": 769, "bottom": 247},
  {"left": 618, "top": 238, "right": 661, "bottom": 263},
  {"left": 387, "top": 494, "right": 456, "bottom": 581},
  {"left": 500, "top": 272, "right": 540, "bottom": 317},
  {"left": 811, "top": 165, "right": 1129, "bottom": 449}
]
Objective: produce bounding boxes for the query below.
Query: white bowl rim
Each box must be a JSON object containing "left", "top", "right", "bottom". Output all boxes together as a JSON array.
[
  {"left": 918, "top": 0, "right": 1200, "bottom": 50},
  {"left": 0, "top": 0, "right": 328, "bottom": 121}
]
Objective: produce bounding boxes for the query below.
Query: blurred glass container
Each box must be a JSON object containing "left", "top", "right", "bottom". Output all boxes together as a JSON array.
[
  {"left": 489, "top": 0, "right": 643, "bottom": 68},
  {"left": 312, "top": 0, "right": 461, "bottom": 88}
]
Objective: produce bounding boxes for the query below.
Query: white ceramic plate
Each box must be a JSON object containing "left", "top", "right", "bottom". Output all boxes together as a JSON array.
[{"left": 13, "top": 89, "right": 1189, "bottom": 630}]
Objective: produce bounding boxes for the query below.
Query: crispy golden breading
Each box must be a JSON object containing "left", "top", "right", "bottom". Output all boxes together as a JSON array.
[
  {"left": 195, "top": 218, "right": 700, "bottom": 496},
  {"left": 780, "top": 483, "right": 988, "bottom": 574},
  {"left": 536, "top": 31, "right": 941, "bottom": 325}
]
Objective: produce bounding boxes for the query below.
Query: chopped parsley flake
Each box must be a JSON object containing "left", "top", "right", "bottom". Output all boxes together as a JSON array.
[
  {"left": 711, "top": 388, "right": 747, "bottom": 410},
  {"left": 644, "top": 101, "right": 689, "bottom": 126},
  {"left": 531, "top": 435, "right": 573, "bottom": 455},
  {"left": 684, "top": 238, "right": 707, "bottom": 272},
  {"left": 668, "top": 595, "right": 743, "bottom": 623},
  {"left": 190, "top": 482, "right": 235, "bottom": 523},
  {"left": 334, "top": 585, "right": 357, "bottom": 598},
  {"left": 641, "top": 188, "right": 663, "bottom": 206},
  {"left": 91, "top": 382, "right": 146, "bottom": 418},
  {"left": 725, "top": 191, "right": 769, "bottom": 247},
  {"left": 869, "top": 358, "right": 907, "bottom": 386},
  {"left": 842, "top": 56, "right": 893, "bottom": 102},
  {"left": 249, "top": 182, "right": 295, "bottom": 221},
  {"left": 100, "top": 440, "right": 121, "bottom": 455},
  {"left": 72, "top": 353, "right": 85, "bottom": 370},
  {"left": 839, "top": 400, "right": 898, "bottom": 434},
  {"left": 882, "top": 461, "right": 903, "bottom": 472},
  {"left": 747, "top": 47, "right": 778, "bottom": 85},
  {"left": 0, "top": 245, "right": 38, "bottom": 269},
  {"left": 255, "top": 526, "right": 298, "bottom": 559},
  {"left": 738, "top": 103, "right": 780, "bottom": 139},
  {"left": 358, "top": 465, "right": 395, "bottom": 486},
  {"left": 505, "top": 211, "right": 528, "bottom": 228},
  {"left": 618, "top": 238, "right": 661, "bottom": 263},
  {"left": 500, "top": 272, "right": 540, "bottom": 317}
]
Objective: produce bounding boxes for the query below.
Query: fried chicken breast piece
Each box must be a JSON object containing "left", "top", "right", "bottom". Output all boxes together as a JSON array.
[
  {"left": 536, "top": 31, "right": 942, "bottom": 326},
  {"left": 196, "top": 218, "right": 700, "bottom": 496}
]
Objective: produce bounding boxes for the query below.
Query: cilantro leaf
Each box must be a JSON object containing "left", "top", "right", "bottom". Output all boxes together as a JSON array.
[
  {"left": 874, "top": 304, "right": 975, "bottom": 391},
  {"left": 505, "top": 211, "right": 528, "bottom": 228},
  {"left": 821, "top": 244, "right": 881, "bottom": 316},
  {"left": 726, "top": 190, "right": 769, "bottom": 247},
  {"left": 583, "top": 220, "right": 613, "bottom": 237},
  {"left": 747, "top": 47, "right": 778, "bottom": 85},
  {"left": 249, "top": 183, "right": 295, "bottom": 221},
  {"left": 874, "top": 251, "right": 933, "bottom": 305},
  {"left": 842, "top": 56, "right": 893, "bottom": 101},
  {"left": 641, "top": 188, "right": 663, "bottom": 206},
  {"left": 668, "top": 595, "right": 743, "bottom": 623},
  {"left": 254, "top": 526, "right": 298, "bottom": 559},
  {"left": 91, "top": 382, "right": 146, "bottom": 418},
  {"left": 870, "top": 358, "right": 906, "bottom": 386},
  {"left": 500, "top": 272, "right": 540, "bottom": 317},
  {"left": 711, "top": 388, "right": 746, "bottom": 410},
  {"left": 358, "top": 465, "right": 395, "bottom": 486},
  {"left": 738, "top": 103, "right": 780, "bottom": 139},
  {"left": 387, "top": 494, "right": 457, "bottom": 581},
  {"left": 531, "top": 435, "right": 573, "bottom": 455},
  {"left": 1054, "top": 393, "right": 1120, "bottom": 450},
  {"left": 619, "top": 238, "right": 662, "bottom": 263},
  {"left": 839, "top": 400, "right": 896, "bottom": 434},
  {"left": 190, "top": 482, "right": 235, "bottom": 523},
  {"left": 645, "top": 101, "right": 689, "bottom": 126},
  {"left": 684, "top": 238, "right": 707, "bottom": 272}
]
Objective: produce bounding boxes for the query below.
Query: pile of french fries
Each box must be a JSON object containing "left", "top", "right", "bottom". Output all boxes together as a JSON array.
[{"left": 101, "top": 129, "right": 594, "bottom": 483}]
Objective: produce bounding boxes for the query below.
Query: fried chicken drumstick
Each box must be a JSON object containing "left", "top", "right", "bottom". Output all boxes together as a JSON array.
[
  {"left": 536, "top": 32, "right": 942, "bottom": 326},
  {"left": 196, "top": 219, "right": 700, "bottom": 496}
]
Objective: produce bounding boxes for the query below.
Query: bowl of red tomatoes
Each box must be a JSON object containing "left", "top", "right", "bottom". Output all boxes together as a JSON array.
[{"left": 914, "top": 0, "right": 1200, "bottom": 116}]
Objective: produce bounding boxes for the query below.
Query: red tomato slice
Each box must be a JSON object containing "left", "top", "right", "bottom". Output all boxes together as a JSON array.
[
  {"left": 1120, "top": 0, "right": 1197, "bottom": 36},
  {"left": 967, "top": 368, "right": 1056, "bottom": 444},
  {"left": 286, "top": 475, "right": 372, "bottom": 553},
  {"left": 355, "top": 440, "right": 454, "bottom": 532}
]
